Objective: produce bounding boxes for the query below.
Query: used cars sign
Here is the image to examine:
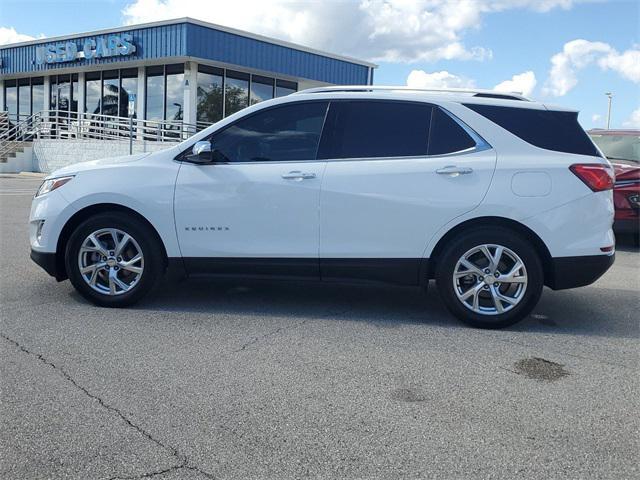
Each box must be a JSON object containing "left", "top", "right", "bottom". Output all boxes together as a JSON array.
[{"left": 35, "top": 33, "right": 136, "bottom": 65}]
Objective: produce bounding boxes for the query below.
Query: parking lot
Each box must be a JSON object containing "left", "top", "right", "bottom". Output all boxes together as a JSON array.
[{"left": 0, "top": 174, "right": 638, "bottom": 479}]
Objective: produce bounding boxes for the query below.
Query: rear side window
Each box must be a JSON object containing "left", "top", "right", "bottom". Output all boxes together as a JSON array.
[
  {"left": 210, "top": 101, "right": 328, "bottom": 162},
  {"left": 318, "top": 101, "right": 431, "bottom": 159},
  {"left": 428, "top": 107, "right": 476, "bottom": 155},
  {"left": 464, "top": 104, "right": 600, "bottom": 157}
]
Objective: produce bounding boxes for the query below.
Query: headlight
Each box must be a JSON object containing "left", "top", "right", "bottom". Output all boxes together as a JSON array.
[{"left": 35, "top": 176, "right": 74, "bottom": 198}]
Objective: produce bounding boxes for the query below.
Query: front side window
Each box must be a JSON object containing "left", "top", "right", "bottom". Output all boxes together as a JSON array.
[
  {"left": 319, "top": 101, "right": 432, "bottom": 159},
  {"left": 209, "top": 101, "right": 328, "bottom": 163}
]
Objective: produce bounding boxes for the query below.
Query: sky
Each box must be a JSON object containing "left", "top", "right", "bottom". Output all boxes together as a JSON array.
[{"left": 1, "top": 0, "right": 639, "bottom": 129}]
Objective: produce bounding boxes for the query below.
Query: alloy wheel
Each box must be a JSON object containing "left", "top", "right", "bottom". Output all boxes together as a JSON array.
[
  {"left": 77, "top": 228, "right": 144, "bottom": 296},
  {"left": 452, "top": 244, "right": 528, "bottom": 315}
]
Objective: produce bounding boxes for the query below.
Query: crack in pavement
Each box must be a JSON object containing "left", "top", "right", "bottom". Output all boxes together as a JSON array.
[
  {"left": 234, "top": 319, "right": 309, "bottom": 353},
  {"left": 0, "top": 333, "right": 215, "bottom": 480}
]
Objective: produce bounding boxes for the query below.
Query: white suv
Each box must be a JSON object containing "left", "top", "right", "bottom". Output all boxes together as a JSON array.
[{"left": 29, "top": 86, "right": 615, "bottom": 328}]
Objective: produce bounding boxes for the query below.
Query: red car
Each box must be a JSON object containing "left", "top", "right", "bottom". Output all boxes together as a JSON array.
[{"left": 589, "top": 129, "right": 640, "bottom": 242}]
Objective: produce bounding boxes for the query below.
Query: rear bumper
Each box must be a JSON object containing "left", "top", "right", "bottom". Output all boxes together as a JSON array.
[
  {"left": 30, "top": 249, "right": 65, "bottom": 281},
  {"left": 547, "top": 254, "right": 615, "bottom": 290}
]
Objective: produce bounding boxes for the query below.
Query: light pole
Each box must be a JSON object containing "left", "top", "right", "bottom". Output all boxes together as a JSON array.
[{"left": 605, "top": 92, "right": 613, "bottom": 129}]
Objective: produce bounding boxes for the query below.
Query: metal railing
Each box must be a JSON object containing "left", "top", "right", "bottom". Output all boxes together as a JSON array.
[{"left": 0, "top": 110, "right": 211, "bottom": 160}]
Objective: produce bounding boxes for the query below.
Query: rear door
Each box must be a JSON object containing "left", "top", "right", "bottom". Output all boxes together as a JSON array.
[{"left": 318, "top": 100, "right": 496, "bottom": 284}]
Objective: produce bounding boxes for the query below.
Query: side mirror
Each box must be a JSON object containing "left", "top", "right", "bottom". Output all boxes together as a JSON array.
[{"left": 185, "top": 140, "right": 213, "bottom": 164}]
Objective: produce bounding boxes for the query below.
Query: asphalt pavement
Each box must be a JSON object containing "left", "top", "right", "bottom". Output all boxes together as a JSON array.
[{"left": 1, "top": 174, "right": 638, "bottom": 479}]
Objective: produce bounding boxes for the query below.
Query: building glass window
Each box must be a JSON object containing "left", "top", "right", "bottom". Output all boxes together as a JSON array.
[
  {"left": 49, "top": 74, "right": 76, "bottom": 116},
  {"left": 70, "top": 73, "right": 79, "bottom": 116},
  {"left": 85, "top": 71, "right": 101, "bottom": 115},
  {"left": 18, "top": 78, "right": 31, "bottom": 122},
  {"left": 225, "top": 70, "right": 249, "bottom": 117},
  {"left": 145, "top": 66, "right": 164, "bottom": 122},
  {"left": 102, "top": 70, "right": 120, "bottom": 117},
  {"left": 31, "top": 77, "right": 44, "bottom": 115},
  {"left": 120, "top": 68, "right": 138, "bottom": 118},
  {"left": 275, "top": 79, "right": 297, "bottom": 98},
  {"left": 165, "top": 64, "right": 184, "bottom": 122},
  {"left": 4, "top": 80, "right": 17, "bottom": 123},
  {"left": 197, "top": 65, "right": 223, "bottom": 124},
  {"left": 250, "top": 75, "right": 274, "bottom": 106},
  {"left": 57, "top": 75, "right": 71, "bottom": 114},
  {"left": 49, "top": 76, "right": 58, "bottom": 111}
]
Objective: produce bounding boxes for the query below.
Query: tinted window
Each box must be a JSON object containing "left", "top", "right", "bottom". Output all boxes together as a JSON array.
[
  {"left": 210, "top": 101, "right": 328, "bottom": 163},
  {"left": 319, "top": 101, "right": 431, "bottom": 159},
  {"left": 465, "top": 104, "right": 600, "bottom": 157},
  {"left": 428, "top": 107, "right": 476, "bottom": 155}
]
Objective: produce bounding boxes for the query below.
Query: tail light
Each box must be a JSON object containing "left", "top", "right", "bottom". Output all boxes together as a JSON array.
[{"left": 569, "top": 164, "right": 614, "bottom": 192}]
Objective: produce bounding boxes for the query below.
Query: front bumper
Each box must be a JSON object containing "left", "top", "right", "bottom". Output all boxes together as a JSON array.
[
  {"left": 547, "top": 253, "right": 615, "bottom": 290},
  {"left": 30, "top": 249, "right": 66, "bottom": 281}
]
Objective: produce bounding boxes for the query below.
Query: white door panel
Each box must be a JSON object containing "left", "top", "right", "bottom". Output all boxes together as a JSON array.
[
  {"left": 175, "top": 162, "right": 325, "bottom": 257},
  {"left": 319, "top": 149, "right": 496, "bottom": 258}
]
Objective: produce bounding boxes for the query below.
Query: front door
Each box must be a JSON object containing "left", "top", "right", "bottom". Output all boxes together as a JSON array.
[{"left": 174, "top": 101, "right": 329, "bottom": 278}]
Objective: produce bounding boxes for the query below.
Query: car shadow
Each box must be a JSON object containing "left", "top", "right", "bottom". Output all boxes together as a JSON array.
[
  {"left": 616, "top": 234, "right": 639, "bottom": 253},
  {"left": 118, "top": 271, "right": 639, "bottom": 339}
]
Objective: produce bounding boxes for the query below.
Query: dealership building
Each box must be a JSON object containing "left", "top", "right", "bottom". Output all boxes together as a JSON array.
[{"left": 0, "top": 17, "right": 375, "bottom": 129}]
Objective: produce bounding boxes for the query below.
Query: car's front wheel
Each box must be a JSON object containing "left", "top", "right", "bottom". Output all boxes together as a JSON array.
[
  {"left": 65, "top": 213, "right": 164, "bottom": 307},
  {"left": 435, "top": 227, "right": 543, "bottom": 329}
]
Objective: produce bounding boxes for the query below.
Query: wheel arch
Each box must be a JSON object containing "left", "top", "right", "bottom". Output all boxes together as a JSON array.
[
  {"left": 426, "top": 216, "right": 553, "bottom": 285},
  {"left": 55, "top": 203, "right": 169, "bottom": 281}
]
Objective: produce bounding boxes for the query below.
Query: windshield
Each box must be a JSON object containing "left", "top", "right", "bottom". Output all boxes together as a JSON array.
[{"left": 589, "top": 133, "right": 640, "bottom": 163}]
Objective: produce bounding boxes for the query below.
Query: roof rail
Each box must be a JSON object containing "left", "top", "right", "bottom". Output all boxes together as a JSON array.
[{"left": 296, "top": 85, "right": 529, "bottom": 101}]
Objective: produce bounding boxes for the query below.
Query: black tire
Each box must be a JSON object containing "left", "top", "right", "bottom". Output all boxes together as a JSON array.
[
  {"left": 435, "top": 226, "right": 543, "bottom": 329},
  {"left": 65, "top": 212, "right": 164, "bottom": 307}
]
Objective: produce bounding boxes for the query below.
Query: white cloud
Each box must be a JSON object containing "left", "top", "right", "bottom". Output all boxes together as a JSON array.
[
  {"left": 0, "top": 26, "right": 43, "bottom": 45},
  {"left": 591, "top": 113, "right": 602, "bottom": 122},
  {"left": 407, "top": 69, "right": 538, "bottom": 97},
  {"left": 598, "top": 48, "right": 640, "bottom": 83},
  {"left": 622, "top": 108, "right": 640, "bottom": 128},
  {"left": 544, "top": 39, "right": 640, "bottom": 96},
  {"left": 493, "top": 71, "right": 537, "bottom": 96},
  {"left": 406, "top": 70, "right": 475, "bottom": 89},
  {"left": 121, "top": 0, "right": 577, "bottom": 63}
]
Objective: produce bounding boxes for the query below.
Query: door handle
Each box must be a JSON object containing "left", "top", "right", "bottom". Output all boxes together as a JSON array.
[
  {"left": 281, "top": 171, "right": 317, "bottom": 180},
  {"left": 436, "top": 165, "right": 473, "bottom": 176}
]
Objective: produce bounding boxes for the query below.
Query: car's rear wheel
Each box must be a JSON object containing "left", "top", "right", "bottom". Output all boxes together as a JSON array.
[
  {"left": 65, "top": 213, "right": 164, "bottom": 307},
  {"left": 435, "top": 227, "right": 543, "bottom": 329}
]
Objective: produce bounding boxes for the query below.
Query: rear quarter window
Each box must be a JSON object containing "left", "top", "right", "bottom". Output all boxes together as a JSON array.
[
  {"left": 464, "top": 104, "right": 600, "bottom": 157},
  {"left": 428, "top": 107, "right": 476, "bottom": 155}
]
